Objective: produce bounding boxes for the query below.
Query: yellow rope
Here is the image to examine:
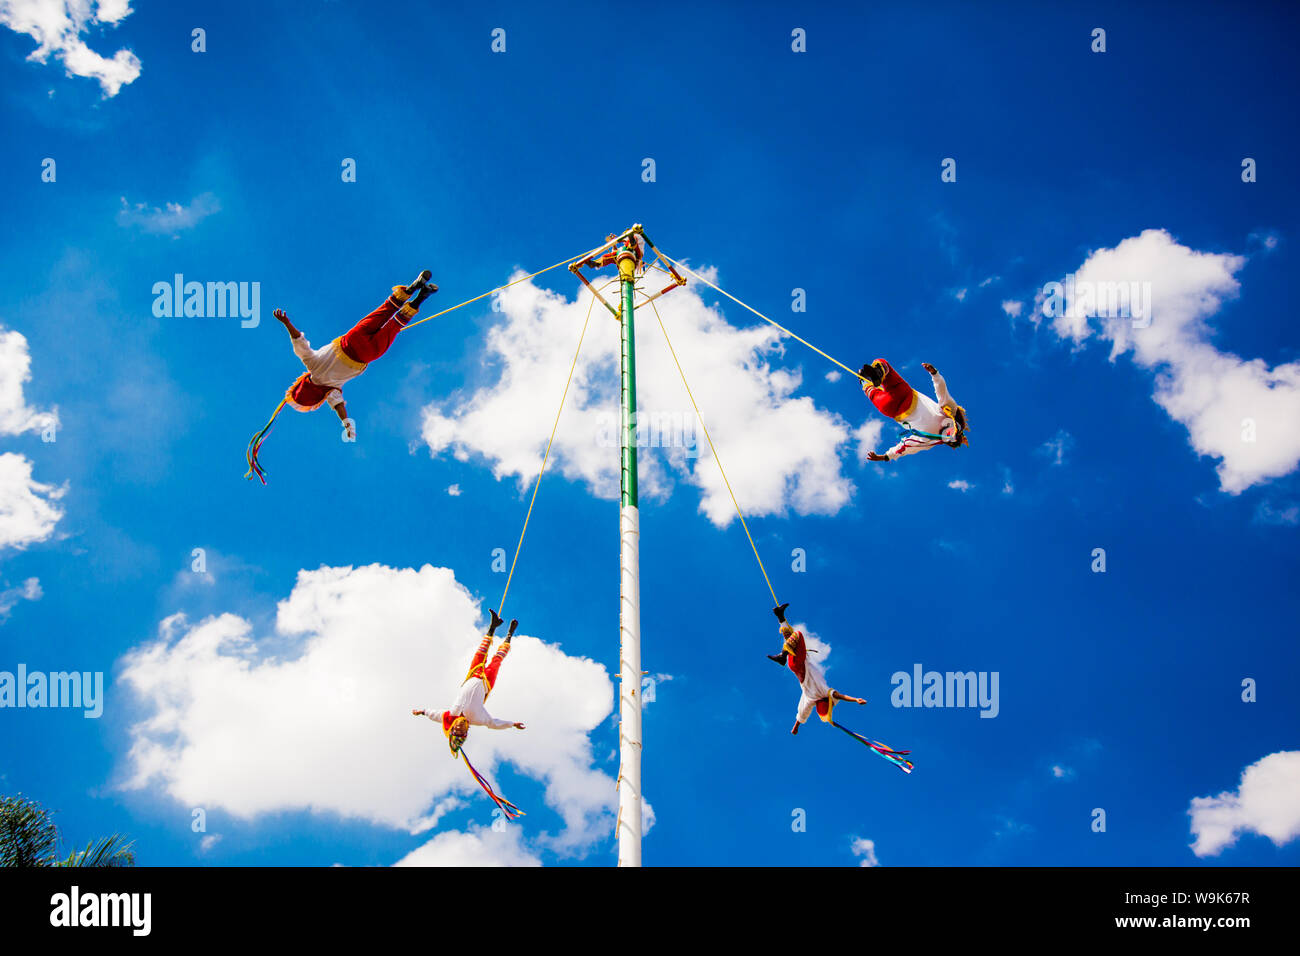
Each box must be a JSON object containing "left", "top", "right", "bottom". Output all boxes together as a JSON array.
[
  {"left": 402, "top": 248, "right": 595, "bottom": 332},
  {"left": 654, "top": 248, "right": 868, "bottom": 384},
  {"left": 649, "top": 297, "right": 779, "bottom": 606},
  {"left": 496, "top": 289, "right": 597, "bottom": 617}
]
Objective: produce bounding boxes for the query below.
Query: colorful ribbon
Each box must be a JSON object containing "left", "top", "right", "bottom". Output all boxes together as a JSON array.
[
  {"left": 460, "top": 750, "right": 525, "bottom": 820},
  {"left": 831, "top": 720, "right": 914, "bottom": 774},
  {"left": 244, "top": 396, "right": 289, "bottom": 484}
]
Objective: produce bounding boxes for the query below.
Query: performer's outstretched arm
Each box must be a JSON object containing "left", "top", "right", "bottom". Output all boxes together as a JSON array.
[
  {"left": 832, "top": 690, "right": 867, "bottom": 705},
  {"left": 923, "top": 362, "right": 955, "bottom": 407},
  {"left": 274, "top": 308, "right": 302, "bottom": 340}
]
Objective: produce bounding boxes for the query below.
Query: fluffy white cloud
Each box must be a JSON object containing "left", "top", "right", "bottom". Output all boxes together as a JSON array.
[
  {"left": 0, "top": 454, "right": 63, "bottom": 551},
  {"left": 116, "top": 193, "right": 220, "bottom": 235},
  {"left": 1001, "top": 300, "right": 1023, "bottom": 318},
  {"left": 947, "top": 479, "right": 973, "bottom": 492},
  {"left": 0, "top": 0, "right": 141, "bottom": 96},
  {"left": 1051, "top": 764, "right": 1074, "bottom": 780},
  {"left": 420, "top": 270, "right": 855, "bottom": 527},
  {"left": 395, "top": 825, "right": 541, "bottom": 867},
  {"left": 0, "top": 329, "right": 59, "bottom": 438},
  {"left": 1188, "top": 751, "right": 1300, "bottom": 857},
  {"left": 118, "top": 564, "right": 618, "bottom": 857},
  {"left": 0, "top": 576, "right": 41, "bottom": 619},
  {"left": 0, "top": 328, "right": 63, "bottom": 551},
  {"left": 850, "top": 836, "right": 879, "bottom": 867},
  {"left": 1039, "top": 229, "right": 1300, "bottom": 493},
  {"left": 853, "top": 420, "right": 885, "bottom": 464}
]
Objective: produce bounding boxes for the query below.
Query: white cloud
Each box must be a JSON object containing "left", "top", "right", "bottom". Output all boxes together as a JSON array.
[
  {"left": 116, "top": 193, "right": 220, "bottom": 236},
  {"left": 0, "top": 0, "right": 141, "bottom": 97},
  {"left": 118, "top": 564, "right": 618, "bottom": 857},
  {"left": 395, "top": 825, "right": 541, "bottom": 867},
  {"left": 641, "top": 672, "right": 673, "bottom": 707},
  {"left": 446, "top": 484, "right": 461, "bottom": 497},
  {"left": 1038, "top": 430, "right": 1073, "bottom": 467},
  {"left": 1051, "top": 764, "right": 1075, "bottom": 779},
  {"left": 0, "top": 329, "right": 59, "bottom": 438},
  {"left": 853, "top": 420, "right": 885, "bottom": 464},
  {"left": 979, "top": 276, "right": 1000, "bottom": 288},
  {"left": 0, "top": 576, "right": 41, "bottom": 620},
  {"left": 947, "top": 479, "right": 973, "bottom": 492},
  {"left": 994, "top": 816, "right": 1032, "bottom": 838},
  {"left": 850, "top": 836, "right": 879, "bottom": 867},
  {"left": 825, "top": 370, "right": 842, "bottom": 383},
  {"left": 1040, "top": 229, "right": 1300, "bottom": 493},
  {"left": 1254, "top": 500, "right": 1299, "bottom": 527},
  {"left": 1000, "top": 467, "right": 1014, "bottom": 495},
  {"left": 953, "top": 288, "right": 968, "bottom": 302},
  {"left": 1001, "top": 300, "right": 1023, "bottom": 318},
  {"left": 420, "top": 271, "right": 855, "bottom": 527},
  {"left": 0, "top": 328, "right": 63, "bottom": 552},
  {"left": 1188, "top": 751, "right": 1300, "bottom": 857},
  {"left": 199, "top": 834, "right": 221, "bottom": 853}
]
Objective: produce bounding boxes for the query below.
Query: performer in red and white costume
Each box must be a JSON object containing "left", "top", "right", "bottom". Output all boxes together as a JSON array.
[
  {"left": 860, "top": 359, "right": 969, "bottom": 461},
  {"left": 274, "top": 270, "right": 437, "bottom": 436},
  {"left": 766, "top": 603, "right": 866, "bottom": 735},
  {"left": 413, "top": 610, "right": 526, "bottom": 756}
]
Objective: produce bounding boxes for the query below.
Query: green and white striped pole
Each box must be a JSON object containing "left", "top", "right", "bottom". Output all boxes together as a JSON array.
[{"left": 615, "top": 239, "right": 643, "bottom": 867}]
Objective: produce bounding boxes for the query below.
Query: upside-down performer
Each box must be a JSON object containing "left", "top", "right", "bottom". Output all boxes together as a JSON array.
[
  {"left": 767, "top": 603, "right": 913, "bottom": 773},
  {"left": 244, "top": 270, "right": 437, "bottom": 483},
  {"left": 859, "top": 360, "right": 969, "bottom": 462},
  {"left": 412, "top": 610, "right": 528, "bottom": 818}
]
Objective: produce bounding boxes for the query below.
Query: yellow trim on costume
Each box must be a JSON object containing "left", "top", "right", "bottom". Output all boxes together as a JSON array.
[
  {"left": 819, "top": 692, "right": 837, "bottom": 724},
  {"left": 390, "top": 284, "right": 411, "bottom": 304},
  {"left": 398, "top": 301, "right": 417, "bottom": 319},
  {"left": 331, "top": 337, "right": 368, "bottom": 372},
  {"left": 892, "top": 389, "right": 920, "bottom": 422}
]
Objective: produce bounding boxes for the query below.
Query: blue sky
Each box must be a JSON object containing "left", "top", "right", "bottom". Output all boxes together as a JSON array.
[{"left": 1, "top": 0, "right": 1297, "bottom": 867}]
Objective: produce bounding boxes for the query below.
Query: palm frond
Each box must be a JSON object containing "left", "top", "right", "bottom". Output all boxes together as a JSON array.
[
  {"left": 60, "top": 834, "right": 136, "bottom": 868},
  {"left": 0, "top": 794, "right": 60, "bottom": 867}
]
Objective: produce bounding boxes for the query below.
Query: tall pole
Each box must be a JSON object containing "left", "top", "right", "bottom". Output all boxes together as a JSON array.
[{"left": 616, "top": 242, "right": 643, "bottom": 867}]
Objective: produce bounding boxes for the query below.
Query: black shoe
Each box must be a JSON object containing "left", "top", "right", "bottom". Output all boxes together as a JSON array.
[
  {"left": 410, "top": 281, "right": 438, "bottom": 310},
  {"left": 859, "top": 361, "right": 884, "bottom": 386},
  {"left": 487, "top": 609, "right": 504, "bottom": 636},
  {"left": 773, "top": 603, "right": 790, "bottom": 623},
  {"left": 506, "top": 619, "right": 518, "bottom": 640},
  {"left": 404, "top": 269, "right": 432, "bottom": 296}
]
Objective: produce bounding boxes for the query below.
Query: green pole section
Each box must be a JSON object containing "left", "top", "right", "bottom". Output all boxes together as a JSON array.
[{"left": 619, "top": 253, "right": 639, "bottom": 508}]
